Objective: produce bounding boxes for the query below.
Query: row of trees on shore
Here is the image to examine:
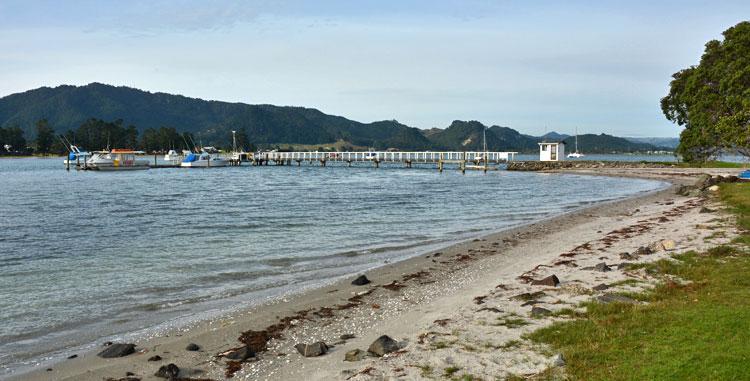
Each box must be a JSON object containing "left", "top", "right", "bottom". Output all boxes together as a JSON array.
[
  {"left": 0, "top": 118, "right": 255, "bottom": 155},
  {"left": 661, "top": 21, "right": 750, "bottom": 162}
]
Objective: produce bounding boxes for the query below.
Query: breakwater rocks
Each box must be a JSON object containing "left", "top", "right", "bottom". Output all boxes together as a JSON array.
[{"left": 506, "top": 161, "right": 678, "bottom": 171}]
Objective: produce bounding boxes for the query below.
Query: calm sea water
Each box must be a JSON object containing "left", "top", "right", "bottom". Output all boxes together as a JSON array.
[{"left": 0, "top": 157, "right": 667, "bottom": 376}]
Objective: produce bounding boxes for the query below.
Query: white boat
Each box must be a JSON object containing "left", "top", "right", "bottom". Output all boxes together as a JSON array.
[
  {"left": 567, "top": 128, "right": 585, "bottom": 159},
  {"left": 63, "top": 145, "right": 92, "bottom": 167},
  {"left": 86, "top": 149, "right": 150, "bottom": 170},
  {"left": 180, "top": 151, "right": 229, "bottom": 167},
  {"left": 163, "top": 149, "right": 182, "bottom": 164}
]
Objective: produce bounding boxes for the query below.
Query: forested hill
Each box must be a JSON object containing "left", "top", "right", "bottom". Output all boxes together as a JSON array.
[{"left": 0, "top": 83, "right": 670, "bottom": 153}]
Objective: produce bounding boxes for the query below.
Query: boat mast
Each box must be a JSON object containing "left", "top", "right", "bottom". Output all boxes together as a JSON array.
[{"left": 575, "top": 127, "right": 579, "bottom": 153}]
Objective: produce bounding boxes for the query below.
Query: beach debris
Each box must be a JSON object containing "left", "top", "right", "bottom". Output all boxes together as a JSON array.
[
  {"left": 593, "top": 262, "right": 612, "bottom": 272},
  {"left": 510, "top": 291, "right": 546, "bottom": 301},
  {"left": 434, "top": 318, "right": 452, "bottom": 327},
  {"left": 552, "top": 353, "right": 566, "bottom": 367},
  {"left": 477, "top": 306, "right": 503, "bottom": 313},
  {"left": 97, "top": 343, "right": 136, "bottom": 358},
  {"left": 147, "top": 355, "right": 163, "bottom": 361},
  {"left": 154, "top": 363, "right": 180, "bottom": 379},
  {"left": 473, "top": 295, "right": 488, "bottom": 304},
  {"left": 352, "top": 275, "right": 371, "bottom": 286},
  {"left": 185, "top": 343, "right": 200, "bottom": 351},
  {"left": 340, "top": 333, "right": 356, "bottom": 340},
  {"left": 344, "top": 349, "right": 368, "bottom": 362},
  {"left": 634, "top": 246, "right": 653, "bottom": 256},
  {"left": 223, "top": 346, "right": 255, "bottom": 361},
  {"left": 699, "top": 207, "right": 714, "bottom": 213},
  {"left": 381, "top": 281, "right": 406, "bottom": 291},
  {"left": 531, "top": 306, "right": 552, "bottom": 317},
  {"left": 67, "top": 354, "right": 77, "bottom": 359},
  {"left": 531, "top": 274, "right": 560, "bottom": 287},
  {"left": 619, "top": 252, "right": 638, "bottom": 260},
  {"left": 592, "top": 283, "right": 610, "bottom": 291},
  {"left": 597, "top": 293, "right": 637, "bottom": 304},
  {"left": 368, "top": 335, "right": 400, "bottom": 357},
  {"left": 295, "top": 341, "right": 328, "bottom": 357},
  {"left": 225, "top": 361, "right": 242, "bottom": 378}
]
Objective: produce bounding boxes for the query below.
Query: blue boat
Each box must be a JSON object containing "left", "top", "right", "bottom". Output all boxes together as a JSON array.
[{"left": 739, "top": 170, "right": 750, "bottom": 180}]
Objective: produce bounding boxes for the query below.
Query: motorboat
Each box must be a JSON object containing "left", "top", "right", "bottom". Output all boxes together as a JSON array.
[
  {"left": 739, "top": 170, "right": 750, "bottom": 181},
  {"left": 63, "top": 145, "right": 92, "bottom": 167},
  {"left": 86, "top": 149, "right": 150, "bottom": 170},
  {"left": 180, "top": 151, "right": 229, "bottom": 167},
  {"left": 163, "top": 149, "right": 182, "bottom": 164}
]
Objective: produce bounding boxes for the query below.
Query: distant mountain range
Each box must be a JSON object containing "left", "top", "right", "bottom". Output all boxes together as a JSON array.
[{"left": 0, "top": 83, "right": 674, "bottom": 153}]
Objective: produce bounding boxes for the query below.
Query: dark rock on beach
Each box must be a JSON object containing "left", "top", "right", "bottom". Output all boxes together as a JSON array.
[
  {"left": 148, "top": 355, "right": 163, "bottom": 362},
  {"left": 593, "top": 262, "right": 612, "bottom": 272},
  {"left": 97, "top": 343, "right": 136, "bottom": 358},
  {"left": 295, "top": 342, "right": 328, "bottom": 357},
  {"left": 634, "top": 246, "right": 653, "bottom": 256},
  {"left": 351, "top": 275, "right": 371, "bottom": 286},
  {"left": 67, "top": 354, "right": 78, "bottom": 359},
  {"left": 344, "top": 349, "right": 368, "bottom": 362},
  {"left": 154, "top": 363, "right": 180, "bottom": 379},
  {"left": 592, "top": 283, "right": 610, "bottom": 291},
  {"left": 340, "top": 333, "right": 356, "bottom": 340},
  {"left": 531, "top": 274, "right": 560, "bottom": 287},
  {"left": 531, "top": 306, "right": 552, "bottom": 317},
  {"left": 597, "top": 293, "right": 637, "bottom": 304},
  {"left": 185, "top": 343, "right": 200, "bottom": 351},
  {"left": 368, "top": 335, "right": 400, "bottom": 357},
  {"left": 620, "top": 252, "right": 638, "bottom": 260},
  {"left": 225, "top": 346, "right": 255, "bottom": 361}
]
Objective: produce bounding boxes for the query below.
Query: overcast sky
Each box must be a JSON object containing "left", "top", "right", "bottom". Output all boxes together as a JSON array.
[{"left": 0, "top": 1, "right": 748, "bottom": 137}]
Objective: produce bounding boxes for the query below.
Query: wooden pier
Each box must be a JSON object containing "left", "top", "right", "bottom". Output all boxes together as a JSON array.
[{"left": 246, "top": 151, "right": 518, "bottom": 173}]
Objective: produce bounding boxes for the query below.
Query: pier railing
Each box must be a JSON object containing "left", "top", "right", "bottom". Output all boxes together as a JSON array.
[{"left": 253, "top": 151, "right": 518, "bottom": 163}]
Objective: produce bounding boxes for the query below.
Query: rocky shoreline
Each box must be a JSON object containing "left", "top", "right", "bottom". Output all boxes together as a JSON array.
[
  {"left": 16, "top": 168, "right": 742, "bottom": 381},
  {"left": 506, "top": 160, "right": 683, "bottom": 171}
]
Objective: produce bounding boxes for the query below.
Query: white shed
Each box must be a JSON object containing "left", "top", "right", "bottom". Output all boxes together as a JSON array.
[{"left": 538, "top": 141, "right": 565, "bottom": 162}]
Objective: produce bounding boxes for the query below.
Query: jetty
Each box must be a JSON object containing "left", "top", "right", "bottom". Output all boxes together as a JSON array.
[{"left": 246, "top": 151, "right": 518, "bottom": 172}]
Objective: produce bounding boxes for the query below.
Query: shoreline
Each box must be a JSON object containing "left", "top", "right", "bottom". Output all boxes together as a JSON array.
[{"left": 14, "top": 167, "right": 740, "bottom": 381}]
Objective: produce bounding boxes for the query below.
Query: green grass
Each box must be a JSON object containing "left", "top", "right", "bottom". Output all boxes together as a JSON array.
[{"left": 526, "top": 183, "right": 750, "bottom": 380}]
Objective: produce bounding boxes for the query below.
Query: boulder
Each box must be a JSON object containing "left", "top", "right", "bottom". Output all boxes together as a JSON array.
[
  {"left": 552, "top": 353, "right": 566, "bottom": 367},
  {"left": 530, "top": 306, "right": 552, "bottom": 317},
  {"left": 185, "top": 343, "right": 200, "bottom": 351},
  {"left": 351, "top": 275, "right": 371, "bottom": 286},
  {"left": 97, "top": 343, "right": 136, "bottom": 358},
  {"left": 592, "top": 283, "right": 609, "bottom": 291},
  {"left": 344, "top": 349, "right": 368, "bottom": 362},
  {"left": 225, "top": 346, "right": 255, "bottom": 361},
  {"left": 597, "top": 293, "right": 637, "bottom": 304},
  {"left": 619, "top": 252, "right": 637, "bottom": 260},
  {"left": 367, "top": 335, "right": 400, "bottom": 357},
  {"left": 154, "top": 363, "right": 180, "bottom": 379},
  {"left": 530, "top": 274, "right": 560, "bottom": 287},
  {"left": 648, "top": 239, "right": 676, "bottom": 252},
  {"left": 593, "top": 262, "right": 611, "bottom": 272},
  {"left": 633, "top": 246, "right": 653, "bottom": 256},
  {"left": 295, "top": 342, "right": 328, "bottom": 357}
]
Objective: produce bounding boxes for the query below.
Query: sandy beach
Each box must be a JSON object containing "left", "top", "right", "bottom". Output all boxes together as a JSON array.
[{"left": 16, "top": 167, "right": 743, "bottom": 381}]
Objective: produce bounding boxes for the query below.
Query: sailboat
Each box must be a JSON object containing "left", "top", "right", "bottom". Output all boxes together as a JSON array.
[
  {"left": 567, "top": 127, "right": 585, "bottom": 159},
  {"left": 467, "top": 126, "right": 496, "bottom": 171}
]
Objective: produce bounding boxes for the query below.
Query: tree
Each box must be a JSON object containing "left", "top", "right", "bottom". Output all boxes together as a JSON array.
[
  {"left": 661, "top": 21, "right": 750, "bottom": 162},
  {"left": 0, "top": 126, "right": 27, "bottom": 152},
  {"left": 35, "top": 119, "right": 55, "bottom": 153}
]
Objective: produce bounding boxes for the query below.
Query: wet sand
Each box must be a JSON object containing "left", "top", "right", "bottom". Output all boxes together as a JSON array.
[{"left": 16, "top": 167, "right": 742, "bottom": 381}]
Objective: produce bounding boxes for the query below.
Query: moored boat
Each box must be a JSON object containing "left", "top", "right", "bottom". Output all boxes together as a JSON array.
[
  {"left": 180, "top": 151, "right": 229, "bottom": 167},
  {"left": 86, "top": 149, "right": 150, "bottom": 170}
]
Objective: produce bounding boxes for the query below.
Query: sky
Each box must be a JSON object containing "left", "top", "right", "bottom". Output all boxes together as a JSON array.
[{"left": 0, "top": 1, "right": 748, "bottom": 137}]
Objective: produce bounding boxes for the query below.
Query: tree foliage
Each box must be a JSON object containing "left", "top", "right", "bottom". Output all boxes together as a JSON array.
[
  {"left": 661, "top": 21, "right": 750, "bottom": 162},
  {"left": 0, "top": 126, "right": 27, "bottom": 152},
  {"left": 35, "top": 119, "right": 55, "bottom": 153}
]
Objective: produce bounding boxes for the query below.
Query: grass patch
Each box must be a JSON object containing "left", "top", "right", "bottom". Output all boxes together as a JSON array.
[
  {"left": 645, "top": 160, "right": 745, "bottom": 168},
  {"left": 495, "top": 314, "right": 531, "bottom": 328},
  {"left": 415, "top": 364, "right": 432, "bottom": 377},
  {"left": 549, "top": 308, "right": 587, "bottom": 319},
  {"left": 444, "top": 366, "right": 461, "bottom": 377},
  {"left": 526, "top": 183, "right": 750, "bottom": 380}
]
